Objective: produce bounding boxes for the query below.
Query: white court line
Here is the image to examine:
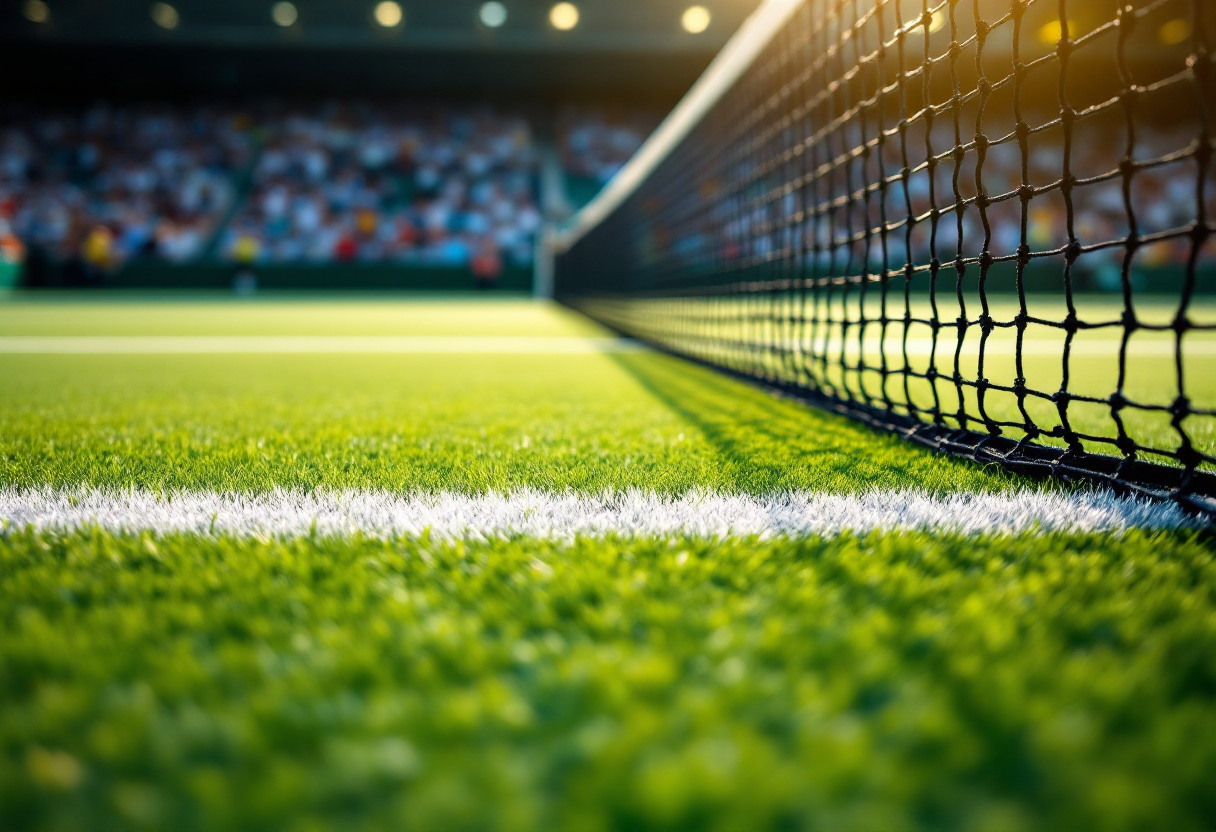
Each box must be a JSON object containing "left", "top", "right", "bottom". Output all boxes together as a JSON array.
[
  {"left": 1, "top": 335, "right": 1209, "bottom": 357},
  {"left": 0, "top": 336, "right": 647, "bottom": 355},
  {"left": 0, "top": 488, "right": 1199, "bottom": 539}
]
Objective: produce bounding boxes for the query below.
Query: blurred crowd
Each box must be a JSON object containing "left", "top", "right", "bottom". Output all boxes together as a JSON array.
[
  {"left": 903, "top": 120, "right": 1207, "bottom": 277},
  {"left": 711, "top": 117, "right": 1211, "bottom": 279},
  {"left": 558, "top": 108, "right": 661, "bottom": 209},
  {"left": 222, "top": 104, "right": 540, "bottom": 270},
  {"left": 0, "top": 102, "right": 543, "bottom": 281},
  {"left": 2, "top": 100, "right": 1207, "bottom": 286},
  {"left": 0, "top": 104, "right": 251, "bottom": 281},
  {"left": 559, "top": 108, "right": 659, "bottom": 187}
]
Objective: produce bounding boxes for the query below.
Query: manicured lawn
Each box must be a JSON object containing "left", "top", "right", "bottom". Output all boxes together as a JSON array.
[
  {"left": 2, "top": 528, "right": 1215, "bottom": 832},
  {"left": 1, "top": 295, "right": 1213, "bottom": 832},
  {"left": 0, "top": 298, "right": 1011, "bottom": 496}
]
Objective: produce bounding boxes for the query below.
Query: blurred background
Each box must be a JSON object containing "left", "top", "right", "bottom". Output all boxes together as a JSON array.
[
  {"left": 0, "top": 0, "right": 1209, "bottom": 293},
  {"left": 0, "top": 0, "right": 765, "bottom": 292}
]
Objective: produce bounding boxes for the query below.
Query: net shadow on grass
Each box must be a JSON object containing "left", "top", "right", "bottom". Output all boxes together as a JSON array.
[
  {"left": 610, "top": 351, "right": 1024, "bottom": 496},
  {"left": 557, "top": 0, "right": 1216, "bottom": 513}
]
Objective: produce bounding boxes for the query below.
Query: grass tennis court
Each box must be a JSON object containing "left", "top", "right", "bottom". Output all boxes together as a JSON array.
[
  {"left": 2, "top": 296, "right": 1215, "bottom": 832},
  {"left": 0, "top": 297, "right": 1011, "bottom": 496},
  {"left": 594, "top": 294, "right": 1216, "bottom": 465}
]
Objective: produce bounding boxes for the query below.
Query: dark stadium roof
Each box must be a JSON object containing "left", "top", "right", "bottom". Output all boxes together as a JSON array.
[
  {"left": 3, "top": 0, "right": 1200, "bottom": 101},
  {"left": 1, "top": 0, "right": 763, "bottom": 99},
  {"left": 2, "top": 0, "right": 761, "bottom": 51}
]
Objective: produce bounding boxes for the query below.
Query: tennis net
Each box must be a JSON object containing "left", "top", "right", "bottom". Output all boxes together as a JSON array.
[{"left": 554, "top": 0, "right": 1216, "bottom": 513}]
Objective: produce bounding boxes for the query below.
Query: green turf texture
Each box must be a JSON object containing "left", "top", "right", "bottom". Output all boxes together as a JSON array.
[
  {"left": 0, "top": 295, "right": 606, "bottom": 337},
  {"left": 0, "top": 298, "right": 1013, "bottom": 495},
  {"left": 600, "top": 294, "right": 1216, "bottom": 464},
  {"left": 3, "top": 296, "right": 1216, "bottom": 832},
  {"left": 2, "top": 528, "right": 1214, "bottom": 832}
]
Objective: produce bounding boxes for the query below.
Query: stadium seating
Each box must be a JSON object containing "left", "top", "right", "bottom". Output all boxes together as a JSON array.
[
  {"left": 1, "top": 104, "right": 251, "bottom": 282},
  {"left": 221, "top": 103, "right": 540, "bottom": 268},
  {"left": 0, "top": 100, "right": 1207, "bottom": 289}
]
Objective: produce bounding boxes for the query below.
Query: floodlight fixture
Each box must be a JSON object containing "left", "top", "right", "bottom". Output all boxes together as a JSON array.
[
  {"left": 23, "top": 0, "right": 50, "bottom": 23},
  {"left": 1159, "top": 18, "right": 1190, "bottom": 46},
  {"left": 681, "top": 6, "right": 710, "bottom": 34},
  {"left": 272, "top": 1, "right": 298, "bottom": 27},
  {"left": 1037, "top": 19, "right": 1074, "bottom": 45},
  {"left": 480, "top": 1, "right": 507, "bottom": 28},
  {"left": 151, "top": 2, "right": 179, "bottom": 29},
  {"left": 549, "top": 2, "right": 578, "bottom": 31},
  {"left": 907, "top": 8, "right": 946, "bottom": 36},
  {"left": 374, "top": 1, "right": 404, "bottom": 28}
]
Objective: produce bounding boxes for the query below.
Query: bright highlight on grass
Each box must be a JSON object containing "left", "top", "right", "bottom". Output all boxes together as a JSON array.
[
  {"left": 373, "top": 0, "right": 403, "bottom": 28},
  {"left": 681, "top": 5, "right": 711, "bottom": 34},
  {"left": 549, "top": 2, "right": 578, "bottom": 31},
  {"left": 271, "top": 1, "right": 298, "bottom": 27},
  {"left": 150, "top": 1, "right": 179, "bottom": 29},
  {"left": 479, "top": 1, "right": 507, "bottom": 28},
  {"left": 22, "top": 0, "right": 49, "bottom": 23}
]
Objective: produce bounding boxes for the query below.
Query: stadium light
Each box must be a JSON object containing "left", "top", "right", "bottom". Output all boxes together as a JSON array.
[
  {"left": 1037, "top": 19, "right": 1073, "bottom": 45},
  {"left": 479, "top": 1, "right": 507, "bottom": 28},
  {"left": 907, "top": 8, "right": 945, "bottom": 36},
  {"left": 272, "top": 1, "right": 298, "bottom": 27},
  {"left": 373, "top": 0, "right": 404, "bottom": 28},
  {"left": 23, "top": 0, "right": 50, "bottom": 23},
  {"left": 1159, "top": 18, "right": 1190, "bottom": 46},
  {"left": 681, "top": 6, "right": 711, "bottom": 34},
  {"left": 549, "top": 2, "right": 578, "bottom": 31},
  {"left": 151, "top": 2, "right": 179, "bottom": 29}
]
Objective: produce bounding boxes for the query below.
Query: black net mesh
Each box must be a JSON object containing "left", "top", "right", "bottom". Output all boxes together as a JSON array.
[{"left": 556, "top": 0, "right": 1216, "bottom": 513}]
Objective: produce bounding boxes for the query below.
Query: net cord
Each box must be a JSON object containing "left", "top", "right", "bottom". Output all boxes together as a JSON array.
[
  {"left": 553, "top": 0, "right": 1216, "bottom": 517},
  {"left": 552, "top": 0, "right": 805, "bottom": 254}
]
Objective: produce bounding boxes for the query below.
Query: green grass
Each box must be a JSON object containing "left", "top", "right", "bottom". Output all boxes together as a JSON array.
[
  {"left": 0, "top": 296, "right": 603, "bottom": 338},
  {"left": 602, "top": 294, "right": 1216, "bottom": 464},
  {"left": 0, "top": 298, "right": 1014, "bottom": 495},
  {"left": 2, "top": 528, "right": 1214, "bottom": 832},
  {"left": 3, "top": 295, "right": 1215, "bottom": 832}
]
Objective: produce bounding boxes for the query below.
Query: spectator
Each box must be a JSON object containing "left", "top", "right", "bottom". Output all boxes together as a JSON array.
[
  {"left": 0, "top": 218, "right": 23, "bottom": 265},
  {"left": 221, "top": 103, "right": 540, "bottom": 268},
  {"left": 81, "top": 225, "right": 115, "bottom": 286},
  {"left": 472, "top": 239, "right": 503, "bottom": 290},
  {"left": 0, "top": 103, "right": 251, "bottom": 274},
  {"left": 559, "top": 106, "right": 660, "bottom": 186},
  {"left": 2, "top": 101, "right": 1206, "bottom": 286},
  {"left": 230, "top": 230, "right": 261, "bottom": 295}
]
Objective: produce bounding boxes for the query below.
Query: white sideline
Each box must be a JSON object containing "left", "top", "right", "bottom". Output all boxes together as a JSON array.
[
  {"left": 0, "top": 336, "right": 646, "bottom": 355},
  {"left": 2, "top": 335, "right": 1208, "bottom": 357},
  {"left": 0, "top": 488, "right": 1200, "bottom": 539}
]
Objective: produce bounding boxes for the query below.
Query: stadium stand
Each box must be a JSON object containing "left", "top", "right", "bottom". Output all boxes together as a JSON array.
[
  {"left": 558, "top": 107, "right": 663, "bottom": 208},
  {"left": 0, "top": 104, "right": 252, "bottom": 284},
  {"left": 0, "top": 102, "right": 545, "bottom": 287},
  {"left": 221, "top": 104, "right": 540, "bottom": 268},
  {"left": 1, "top": 98, "right": 1207, "bottom": 293}
]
